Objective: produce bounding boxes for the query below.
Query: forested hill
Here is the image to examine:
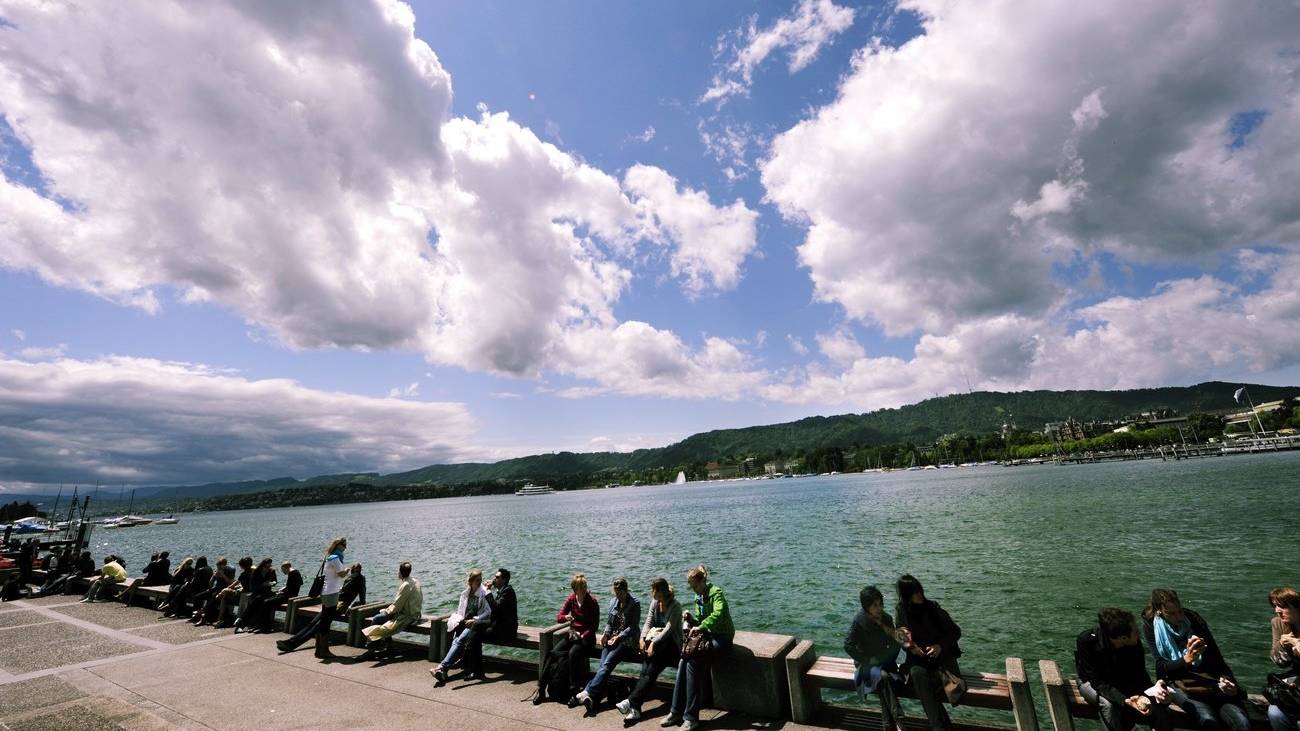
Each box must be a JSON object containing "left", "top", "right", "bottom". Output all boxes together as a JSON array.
[{"left": 134, "top": 380, "right": 1295, "bottom": 503}]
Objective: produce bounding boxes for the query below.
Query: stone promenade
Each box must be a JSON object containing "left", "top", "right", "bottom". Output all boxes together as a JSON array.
[{"left": 0, "top": 595, "right": 823, "bottom": 730}]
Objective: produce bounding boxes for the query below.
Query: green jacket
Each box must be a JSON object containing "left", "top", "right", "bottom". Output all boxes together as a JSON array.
[{"left": 696, "top": 583, "right": 735, "bottom": 638}]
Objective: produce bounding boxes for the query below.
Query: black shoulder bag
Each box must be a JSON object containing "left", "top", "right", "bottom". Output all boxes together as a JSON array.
[{"left": 307, "top": 559, "right": 326, "bottom": 599}]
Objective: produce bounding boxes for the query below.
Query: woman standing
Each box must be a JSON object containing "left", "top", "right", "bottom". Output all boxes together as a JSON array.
[
  {"left": 845, "top": 585, "right": 907, "bottom": 731},
  {"left": 664, "top": 565, "right": 734, "bottom": 731},
  {"left": 895, "top": 574, "right": 962, "bottom": 731},
  {"left": 1268, "top": 587, "right": 1300, "bottom": 731},
  {"left": 616, "top": 577, "right": 683, "bottom": 724},
  {"left": 537, "top": 573, "right": 599, "bottom": 704}
]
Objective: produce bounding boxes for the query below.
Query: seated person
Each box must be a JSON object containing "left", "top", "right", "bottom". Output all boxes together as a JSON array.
[
  {"left": 1142, "top": 588, "right": 1248, "bottom": 731},
  {"left": 165, "top": 556, "right": 211, "bottom": 617},
  {"left": 895, "top": 574, "right": 963, "bottom": 731},
  {"left": 234, "top": 558, "right": 278, "bottom": 633},
  {"left": 575, "top": 577, "right": 640, "bottom": 712},
  {"left": 846, "top": 585, "right": 907, "bottom": 731},
  {"left": 242, "top": 560, "right": 302, "bottom": 633},
  {"left": 80, "top": 556, "right": 127, "bottom": 603},
  {"left": 157, "top": 557, "right": 194, "bottom": 613},
  {"left": 1077, "top": 607, "right": 1175, "bottom": 731},
  {"left": 361, "top": 561, "right": 423, "bottom": 658},
  {"left": 615, "top": 577, "right": 683, "bottom": 723},
  {"left": 190, "top": 557, "right": 234, "bottom": 624},
  {"left": 143, "top": 551, "right": 172, "bottom": 586},
  {"left": 1267, "top": 587, "right": 1300, "bottom": 731},
  {"left": 664, "top": 565, "right": 733, "bottom": 728},
  {"left": 431, "top": 568, "right": 492, "bottom": 684},
  {"left": 210, "top": 556, "right": 254, "bottom": 628}
]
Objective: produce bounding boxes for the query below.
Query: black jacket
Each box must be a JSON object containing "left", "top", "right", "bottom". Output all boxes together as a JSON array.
[
  {"left": 76, "top": 555, "right": 98, "bottom": 577},
  {"left": 338, "top": 573, "right": 366, "bottom": 608},
  {"left": 278, "top": 569, "right": 303, "bottom": 599},
  {"left": 896, "top": 600, "right": 963, "bottom": 663},
  {"left": 1075, "top": 627, "right": 1153, "bottom": 708},
  {"left": 144, "top": 559, "right": 172, "bottom": 586},
  {"left": 487, "top": 585, "right": 519, "bottom": 641},
  {"left": 1141, "top": 610, "right": 1238, "bottom": 690},
  {"left": 170, "top": 565, "right": 194, "bottom": 587},
  {"left": 846, "top": 610, "right": 904, "bottom": 669},
  {"left": 187, "top": 565, "right": 214, "bottom": 594}
]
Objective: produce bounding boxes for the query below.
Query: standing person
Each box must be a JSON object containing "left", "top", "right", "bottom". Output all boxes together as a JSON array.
[
  {"left": 664, "top": 565, "right": 734, "bottom": 731},
  {"left": 894, "top": 574, "right": 963, "bottom": 731},
  {"left": 536, "top": 573, "right": 600, "bottom": 705},
  {"left": 431, "top": 568, "right": 493, "bottom": 684},
  {"left": 575, "top": 577, "right": 641, "bottom": 712},
  {"left": 1141, "top": 588, "right": 1248, "bottom": 731},
  {"left": 80, "top": 556, "right": 127, "bottom": 603},
  {"left": 1267, "top": 588, "right": 1300, "bottom": 731},
  {"left": 234, "top": 558, "right": 278, "bottom": 633},
  {"left": 276, "top": 548, "right": 362, "bottom": 658},
  {"left": 616, "top": 577, "right": 684, "bottom": 724},
  {"left": 361, "top": 561, "right": 423, "bottom": 659},
  {"left": 1076, "top": 607, "right": 1175, "bottom": 731},
  {"left": 846, "top": 585, "right": 907, "bottom": 731}
]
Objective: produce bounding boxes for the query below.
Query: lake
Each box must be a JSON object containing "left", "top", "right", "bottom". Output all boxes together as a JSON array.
[{"left": 91, "top": 450, "right": 1300, "bottom": 717}]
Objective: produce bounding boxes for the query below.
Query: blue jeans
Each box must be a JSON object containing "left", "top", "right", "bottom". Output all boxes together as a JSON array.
[
  {"left": 440, "top": 624, "right": 485, "bottom": 671},
  {"left": 583, "top": 642, "right": 630, "bottom": 704},
  {"left": 1180, "top": 696, "right": 1249, "bottom": 731},
  {"left": 1270, "top": 705, "right": 1300, "bottom": 731},
  {"left": 671, "top": 634, "right": 732, "bottom": 721}
]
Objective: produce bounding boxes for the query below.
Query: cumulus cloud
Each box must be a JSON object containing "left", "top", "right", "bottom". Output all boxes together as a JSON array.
[
  {"left": 0, "top": 355, "right": 480, "bottom": 487},
  {"left": 765, "top": 252, "right": 1300, "bottom": 408},
  {"left": 762, "top": 0, "right": 1300, "bottom": 337},
  {"left": 17, "top": 344, "right": 66, "bottom": 360},
  {"left": 0, "top": 0, "right": 761, "bottom": 399},
  {"left": 815, "top": 330, "right": 864, "bottom": 368},
  {"left": 703, "top": 0, "right": 856, "bottom": 104},
  {"left": 624, "top": 165, "right": 759, "bottom": 294}
]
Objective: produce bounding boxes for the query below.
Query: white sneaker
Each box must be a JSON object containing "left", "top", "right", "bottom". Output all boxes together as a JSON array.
[
  {"left": 683, "top": 720, "right": 700, "bottom": 731},
  {"left": 625, "top": 707, "right": 642, "bottom": 722},
  {"left": 615, "top": 699, "right": 631, "bottom": 715},
  {"left": 660, "top": 715, "right": 681, "bottom": 727},
  {"left": 575, "top": 690, "right": 590, "bottom": 704}
]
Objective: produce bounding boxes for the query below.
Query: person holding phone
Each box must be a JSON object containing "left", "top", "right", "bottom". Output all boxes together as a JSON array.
[
  {"left": 895, "top": 575, "right": 963, "bottom": 731},
  {"left": 1141, "top": 588, "right": 1248, "bottom": 731},
  {"left": 1077, "top": 607, "right": 1175, "bottom": 731},
  {"left": 846, "top": 585, "right": 907, "bottom": 731}
]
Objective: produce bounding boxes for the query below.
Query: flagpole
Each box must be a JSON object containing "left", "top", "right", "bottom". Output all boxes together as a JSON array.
[{"left": 1244, "top": 389, "right": 1268, "bottom": 436}]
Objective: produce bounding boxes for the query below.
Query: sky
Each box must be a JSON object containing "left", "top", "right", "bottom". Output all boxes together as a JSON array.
[{"left": 2, "top": 0, "right": 1300, "bottom": 491}]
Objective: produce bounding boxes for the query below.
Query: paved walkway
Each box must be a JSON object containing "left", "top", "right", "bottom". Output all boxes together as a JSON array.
[{"left": 0, "top": 597, "right": 816, "bottom": 730}]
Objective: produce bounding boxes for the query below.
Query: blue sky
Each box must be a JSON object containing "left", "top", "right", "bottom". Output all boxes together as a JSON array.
[{"left": 1, "top": 0, "right": 1298, "bottom": 488}]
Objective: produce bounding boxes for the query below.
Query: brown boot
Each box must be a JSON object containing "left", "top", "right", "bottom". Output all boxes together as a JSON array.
[{"left": 314, "top": 634, "right": 334, "bottom": 659}]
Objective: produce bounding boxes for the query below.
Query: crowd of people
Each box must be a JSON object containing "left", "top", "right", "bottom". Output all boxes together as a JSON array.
[{"left": 7, "top": 535, "right": 1298, "bottom": 731}]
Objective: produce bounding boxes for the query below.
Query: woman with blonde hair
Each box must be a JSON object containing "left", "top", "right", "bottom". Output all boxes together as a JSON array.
[
  {"left": 616, "top": 577, "right": 684, "bottom": 723},
  {"left": 1268, "top": 587, "right": 1300, "bottom": 731},
  {"left": 664, "top": 565, "right": 734, "bottom": 730},
  {"left": 431, "top": 568, "right": 491, "bottom": 683},
  {"left": 536, "top": 573, "right": 600, "bottom": 705}
]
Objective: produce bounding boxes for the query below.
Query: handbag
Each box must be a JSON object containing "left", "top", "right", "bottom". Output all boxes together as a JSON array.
[
  {"left": 942, "top": 668, "right": 968, "bottom": 705},
  {"left": 681, "top": 630, "right": 713, "bottom": 660},
  {"left": 307, "top": 559, "right": 326, "bottom": 599},
  {"left": 1265, "top": 671, "right": 1300, "bottom": 716}
]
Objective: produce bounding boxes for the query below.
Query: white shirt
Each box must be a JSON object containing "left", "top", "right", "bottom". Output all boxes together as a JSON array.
[{"left": 322, "top": 555, "right": 346, "bottom": 596}]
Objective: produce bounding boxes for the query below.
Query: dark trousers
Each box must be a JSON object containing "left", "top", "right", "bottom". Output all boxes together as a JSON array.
[
  {"left": 628, "top": 642, "right": 680, "bottom": 709},
  {"left": 1080, "top": 681, "right": 1175, "bottom": 731},
  {"left": 906, "top": 658, "right": 959, "bottom": 731},
  {"left": 671, "top": 635, "right": 732, "bottom": 721},
  {"left": 1180, "top": 695, "right": 1250, "bottom": 731},
  {"left": 547, "top": 635, "right": 595, "bottom": 693}
]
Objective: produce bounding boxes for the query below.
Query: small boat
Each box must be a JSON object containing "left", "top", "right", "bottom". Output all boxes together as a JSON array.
[
  {"left": 155, "top": 514, "right": 179, "bottom": 525},
  {"left": 3, "top": 516, "right": 51, "bottom": 534},
  {"left": 514, "top": 483, "right": 554, "bottom": 496}
]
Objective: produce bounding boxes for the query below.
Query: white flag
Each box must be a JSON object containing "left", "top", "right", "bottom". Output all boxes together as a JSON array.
[{"left": 1233, "top": 387, "right": 1245, "bottom": 404}]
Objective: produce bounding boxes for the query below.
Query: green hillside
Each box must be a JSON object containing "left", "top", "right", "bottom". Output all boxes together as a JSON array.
[{"left": 143, "top": 380, "right": 1295, "bottom": 505}]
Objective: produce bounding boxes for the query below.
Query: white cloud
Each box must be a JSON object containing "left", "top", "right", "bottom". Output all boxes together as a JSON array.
[
  {"left": 815, "top": 330, "right": 864, "bottom": 367},
  {"left": 787, "top": 334, "right": 809, "bottom": 355},
  {"left": 17, "top": 344, "right": 66, "bottom": 360},
  {"left": 489, "top": 391, "right": 523, "bottom": 400},
  {"left": 703, "top": 0, "right": 856, "bottom": 104},
  {"left": 0, "top": 355, "right": 479, "bottom": 486},
  {"left": 636, "top": 126, "right": 656, "bottom": 143},
  {"left": 0, "top": 0, "right": 762, "bottom": 401},
  {"left": 387, "top": 381, "right": 420, "bottom": 398},
  {"left": 10, "top": 329, "right": 25, "bottom": 341},
  {"left": 624, "top": 165, "right": 759, "bottom": 294},
  {"left": 762, "top": 0, "right": 1300, "bottom": 338}
]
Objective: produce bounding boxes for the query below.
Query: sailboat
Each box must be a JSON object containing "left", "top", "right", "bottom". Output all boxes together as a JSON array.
[{"left": 156, "top": 513, "right": 179, "bottom": 525}]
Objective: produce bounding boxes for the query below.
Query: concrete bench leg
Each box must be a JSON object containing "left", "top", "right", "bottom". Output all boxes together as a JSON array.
[
  {"left": 1006, "top": 657, "right": 1040, "bottom": 731},
  {"left": 784, "top": 639, "right": 818, "bottom": 724},
  {"left": 1039, "top": 659, "right": 1077, "bottom": 731}
]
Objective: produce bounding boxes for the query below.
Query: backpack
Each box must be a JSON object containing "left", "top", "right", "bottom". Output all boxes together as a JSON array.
[
  {"left": 1, "top": 578, "right": 21, "bottom": 601},
  {"left": 1266, "top": 671, "right": 1300, "bottom": 717},
  {"left": 539, "top": 642, "right": 576, "bottom": 701}
]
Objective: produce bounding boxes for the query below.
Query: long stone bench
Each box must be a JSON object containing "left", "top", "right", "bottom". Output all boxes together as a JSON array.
[
  {"left": 427, "top": 613, "right": 570, "bottom": 679},
  {"left": 786, "top": 641, "right": 1039, "bottom": 731},
  {"left": 1039, "top": 660, "right": 1273, "bottom": 731}
]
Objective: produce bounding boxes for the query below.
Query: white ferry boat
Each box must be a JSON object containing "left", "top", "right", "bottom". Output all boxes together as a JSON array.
[{"left": 514, "top": 483, "right": 554, "bottom": 496}]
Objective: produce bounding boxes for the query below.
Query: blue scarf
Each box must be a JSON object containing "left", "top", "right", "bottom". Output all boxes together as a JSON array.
[{"left": 1153, "top": 616, "right": 1201, "bottom": 667}]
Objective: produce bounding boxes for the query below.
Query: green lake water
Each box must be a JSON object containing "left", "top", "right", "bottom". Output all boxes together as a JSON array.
[{"left": 92, "top": 450, "right": 1299, "bottom": 719}]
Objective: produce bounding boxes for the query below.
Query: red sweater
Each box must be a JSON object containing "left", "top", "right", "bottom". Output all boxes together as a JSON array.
[{"left": 557, "top": 592, "right": 600, "bottom": 640}]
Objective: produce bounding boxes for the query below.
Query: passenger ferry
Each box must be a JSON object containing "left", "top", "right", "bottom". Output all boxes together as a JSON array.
[{"left": 514, "top": 483, "right": 554, "bottom": 496}]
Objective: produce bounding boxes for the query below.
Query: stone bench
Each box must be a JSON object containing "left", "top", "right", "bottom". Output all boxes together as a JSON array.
[
  {"left": 430, "top": 614, "right": 572, "bottom": 680},
  {"left": 1038, "top": 659, "right": 1272, "bottom": 731},
  {"left": 786, "top": 641, "right": 1039, "bottom": 731}
]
